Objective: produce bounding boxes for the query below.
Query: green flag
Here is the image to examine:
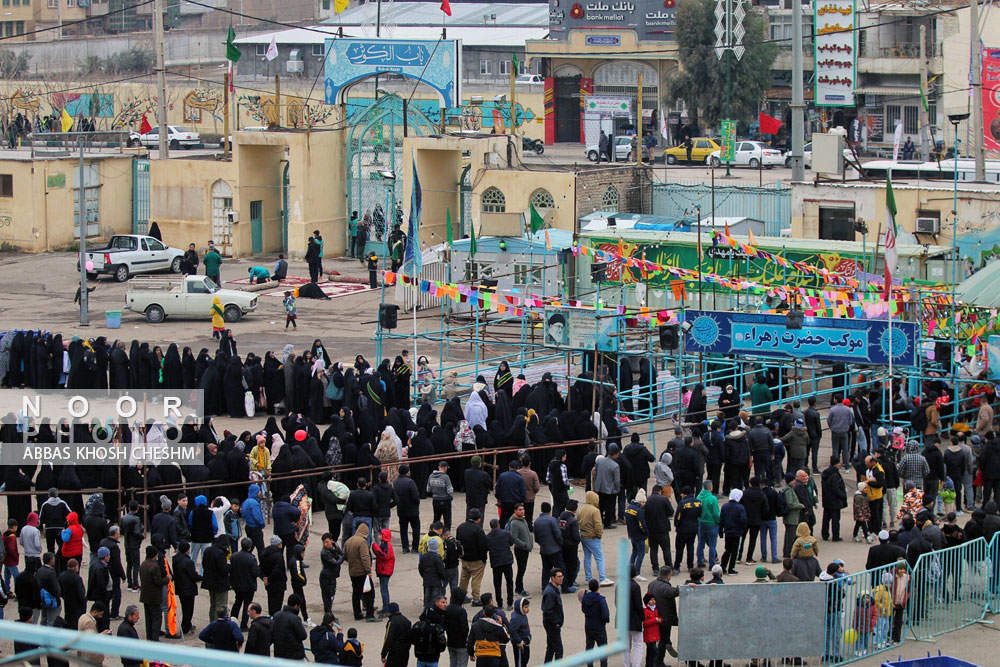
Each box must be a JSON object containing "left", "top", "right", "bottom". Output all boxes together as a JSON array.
[
  {"left": 226, "top": 25, "right": 242, "bottom": 63},
  {"left": 446, "top": 208, "right": 453, "bottom": 247},
  {"left": 512, "top": 53, "right": 519, "bottom": 76},
  {"left": 529, "top": 200, "right": 544, "bottom": 233},
  {"left": 920, "top": 83, "right": 929, "bottom": 113},
  {"left": 469, "top": 221, "right": 477, "bottom": 258}
]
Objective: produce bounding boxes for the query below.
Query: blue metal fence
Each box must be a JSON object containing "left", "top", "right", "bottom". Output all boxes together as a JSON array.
[{"left": 650, "top": 181, "right": 791, "bottom": 237}]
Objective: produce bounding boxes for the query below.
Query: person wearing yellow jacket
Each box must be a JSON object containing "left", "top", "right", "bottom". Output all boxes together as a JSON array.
[{"left": 210, "top": 296, "right": 225, "bottom": 340}]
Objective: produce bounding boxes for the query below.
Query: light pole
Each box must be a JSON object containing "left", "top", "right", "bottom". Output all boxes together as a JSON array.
[
  {"left": 948, "top": 112, "right": 968, "bottom": 421},
  {"left": 376, "top": 169, "right": 396, "bottom": 363}
]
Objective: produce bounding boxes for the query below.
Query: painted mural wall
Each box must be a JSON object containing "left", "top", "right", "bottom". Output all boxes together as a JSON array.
[{"left": 0, "top": 81, "right": 545, "bottom": 136}]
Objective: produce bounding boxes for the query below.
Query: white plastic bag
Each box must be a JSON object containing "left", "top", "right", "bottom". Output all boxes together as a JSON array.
[{"left": 362, "top": 574, "right": 373, "bottom": 593}]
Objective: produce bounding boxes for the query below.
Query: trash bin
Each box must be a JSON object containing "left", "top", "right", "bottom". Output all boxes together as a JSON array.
[{"left": 105, "top": 310, "right": 122, "bottom": 329}]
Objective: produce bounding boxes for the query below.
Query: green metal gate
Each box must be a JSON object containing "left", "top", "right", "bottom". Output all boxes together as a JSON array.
[
  {"left": 346, "top": 94, "right": 437, "bottom": 257},
  {"left": 132, "top": 157, "right": 150, "bottom": 234},
  {"left": 250, "top": 200, "right": 263, "bottom": 254}
]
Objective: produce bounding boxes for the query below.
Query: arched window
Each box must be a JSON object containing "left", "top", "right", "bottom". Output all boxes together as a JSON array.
[
  {"left": 211, "top": 180, "right": 234, "bottom": 250},
  {"left": 530, "top": 188, "right": 555, "bottom": 212},
  {"left": 481, "top": 186, "right": 506, "bottom": 213},
  {"left": 601, "top": 185, "right": 620, "bottom": 213}
]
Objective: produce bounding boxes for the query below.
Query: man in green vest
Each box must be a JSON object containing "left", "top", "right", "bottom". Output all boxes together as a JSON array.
[{"left": 204, "top": 243, "right": 223, "bottom": 285}]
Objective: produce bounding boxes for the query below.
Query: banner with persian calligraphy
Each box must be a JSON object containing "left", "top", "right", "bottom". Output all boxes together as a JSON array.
[
  {"left": 682, "top": 310, "right": 918, "bottom": 365},
  {"left": 813, "top": 0, "right": 856, "bottom": 107},
  {"left": 324, "top": 39, "right": 461, "bottom": 107}
]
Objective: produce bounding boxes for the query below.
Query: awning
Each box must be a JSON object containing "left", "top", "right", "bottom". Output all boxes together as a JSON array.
[
  {"left": 955, "top": 261, "right": 1000, "bottom": 309},
  {"left": 853, "top": 87, "right": 921, "bottom": 97}
]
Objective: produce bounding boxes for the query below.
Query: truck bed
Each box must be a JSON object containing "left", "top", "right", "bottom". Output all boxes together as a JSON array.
[{"left": 125, "top": 276, "right": 185, "bottom": 292}]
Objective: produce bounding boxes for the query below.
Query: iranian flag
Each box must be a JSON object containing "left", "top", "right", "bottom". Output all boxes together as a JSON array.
[{"left": 883, "top": 171, "right": 898, "bottom": 300}]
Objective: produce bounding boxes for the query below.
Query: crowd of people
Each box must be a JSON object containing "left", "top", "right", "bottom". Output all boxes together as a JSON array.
[{"left": 1, "top": 328, "right": 999, "bottom": 665}]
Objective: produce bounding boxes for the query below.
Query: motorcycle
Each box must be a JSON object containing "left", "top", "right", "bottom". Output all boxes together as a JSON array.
[{"left": 521, "top": 137, "right": 544, "bottom": 155}]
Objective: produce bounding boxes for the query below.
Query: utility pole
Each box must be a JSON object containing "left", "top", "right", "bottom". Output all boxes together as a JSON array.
[
  {"left": 637, "top": 71, "right": 643, "bottom": 166},
  {"left": 970, "top": 0, "right": 985, "bottom": 181},
  {"left": 78, "top": 138, "right": 89, "bottom": 327},
  {"left": 919, "top": 25, "right": 930, "bottom": 158},
  {"left": 790, "top": 0, "right": 805, "bottom": 181},
  {"left": 153, "top": 0, "right": 169, "bottom": 158}
]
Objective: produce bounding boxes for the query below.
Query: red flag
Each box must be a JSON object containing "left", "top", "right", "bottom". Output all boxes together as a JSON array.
[
  {"left": 140, "top": 113, "right": 152, "bottom": 135},
  {"left": 440, "top": 0, "right": 451, "bottom": 15},
  {"left": 758, "top": 112, "right": 781, "bottom": 135}
]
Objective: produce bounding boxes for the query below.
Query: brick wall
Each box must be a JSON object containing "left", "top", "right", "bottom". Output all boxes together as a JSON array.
[{"left": 574, "top": 164, "right": 654, "bottom": 221}]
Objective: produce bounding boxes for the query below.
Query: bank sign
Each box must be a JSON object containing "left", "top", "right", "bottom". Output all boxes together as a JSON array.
[
  {"left": 682, "top": 310, "right": 918, "bottom": 366},
  {"left": 549, "top": 0, "right": 679, "bottom": 41},
  {"left": 324, "top": 39, "right": 461, "bottom": 107}
]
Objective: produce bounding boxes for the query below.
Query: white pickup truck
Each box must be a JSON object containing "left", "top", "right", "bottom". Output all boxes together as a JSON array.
[
  {"left": 83, "top": 234, "right": 186, "bottom": 282},
  {"left": 125, "top": 275, "right": 259, "bottom": 324}
]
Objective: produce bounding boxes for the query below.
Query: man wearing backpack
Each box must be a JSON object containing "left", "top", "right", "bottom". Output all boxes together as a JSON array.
[
  {"left": 410, "top": 595, "right": 449, "bottom": 667},
  {"left": 36, "top": 552, "right": 62, "bottom": 626}
]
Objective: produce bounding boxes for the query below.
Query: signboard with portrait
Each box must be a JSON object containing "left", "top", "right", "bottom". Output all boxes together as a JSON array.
[
  {"left": 984, "top": 47, "right": 1000, "bottom": 151},
  {"left": 548, "top": 0, "right": 679, "bottom": 42},
  {"left": 544, "top": 307, "right": 622, "bottom": 352},
  {"left": 813, "top": 0, "right": 856, "bottom": 106}
]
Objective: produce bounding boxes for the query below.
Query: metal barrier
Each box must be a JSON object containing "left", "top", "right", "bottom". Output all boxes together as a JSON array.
[
  {"left": 910, "top": 538, "right": 991, "bottom": 640},
  {"left": 823, "top": 561, "right": 909, "bottom": 666}
]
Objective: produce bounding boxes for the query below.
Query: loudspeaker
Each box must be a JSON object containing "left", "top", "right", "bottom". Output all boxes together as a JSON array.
[
  {"left": 608, "top": 216, "right": 617, "bottom": 228},
  {"left": 591, "top": 262, "right": 607, "bottom": 282},
  {"left": 786, "top": 310, "right": 804, "bottom": 330},
  {"left": 934, "top": 341, "right": 952, "bottom": 364},
  {"left": 379, "top": 303, "right": 399, "bottom": 329},
  {"left": 659, "top": 324, "right": 679, "bottom": 350}
]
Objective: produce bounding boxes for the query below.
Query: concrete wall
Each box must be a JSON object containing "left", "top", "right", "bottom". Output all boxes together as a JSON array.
[
  {"left": 576, "top": 165, "right": 650, "bottom": 219},
  {"left": 150, "top": 156, "right": 235, "bottom": 254},
  {"left": 0, "top": 155, "right": 133, "bottom": 252},
  {"left": 476, "top": 169, "right": 577, "bottom": 233}
]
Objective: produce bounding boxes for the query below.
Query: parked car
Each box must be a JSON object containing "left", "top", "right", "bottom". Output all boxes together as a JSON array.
[
  {"left": 782, "top": 142, "right": 854, "bottom": 168},
  {"left": 218, "top": 126, "right": 269, "bottom": 150},
  {"left": 515, "top": 74, "right": 544, "bottom": 85},
  {"left": 707, "top": 140, "right": 784, "bottom": 168},
  {"left": 125, "top": 275, "right": 259, "bottom": 324},
  {"left": 128, "top": 126, "right": 202, "bottom": 150},
  {"left": 81, "top": 234, "right": 185, "bottom": 282},
  {"left": 586, "top": 136, "right": 634, "bottom": 162},
  {"left": 664, "top": 138, "right": 722, "bottom": 164}
]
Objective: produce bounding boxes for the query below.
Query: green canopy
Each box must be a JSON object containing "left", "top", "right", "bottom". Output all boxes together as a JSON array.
[{"left": 955, "top": 260, "right": 1000, "bottom": 308}]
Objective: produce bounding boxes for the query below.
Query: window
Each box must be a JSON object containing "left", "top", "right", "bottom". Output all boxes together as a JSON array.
[
  {"left": 322, "top": 0, "right": 330, "bottom": 8},
  {"left": 15, "top": 21, "right": 23, "bottom": 35},
  {"left": 530, "top": 188, "right": 554, "bottom": 212},
  {"left": 479, "top": 59, "right": 491, "bottom": 76},
  {"left": 885, "top": 105, "right": 901, "bottom": 135},
  {"left": 73, "top": 164, "right": 100, "bottom": 233},
  {"left": 499, "top": 59, "right": 510, "bottom": 76},
  {"left": 148, "top": 239, "right": 165, "bottom": 251},
  {"left": 464, "top": 260, "right": 488, "bottom": 281},
  {"left": 255, "top": 44, "right": 267, "bottom": 57},
  {"left": 48, "top": 0, "right": 57, "bottom": 7},
  {"left": 0, "top": 174, "right": 11, "bottom": 197},
  {"left": 513, "top": 263, "right": 544, "bottom": 286},
  {"left": 481, "top": 187, "right": 506, "bottom": 213},
  {"left": 903, "top": 105, "right": 919, "bottom": 135},
  {"left": 818, "top": 205, "right": 855, "bottom": 241},
  {"left": 601, "top": 185, "right": 620, "bottom": 213},
  {"left": 312, "top": 44, "right": 324, "bottom": 57}
]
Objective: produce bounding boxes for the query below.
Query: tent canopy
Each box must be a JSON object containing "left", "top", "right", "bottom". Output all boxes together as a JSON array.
[{"left": 956, "top": 261, "right": 1000, "bottom": 308}]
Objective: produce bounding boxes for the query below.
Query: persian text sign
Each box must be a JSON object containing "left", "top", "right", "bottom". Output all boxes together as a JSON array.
[
  {"left": 325, "top": 39, "right": 460, "bottom": 107},
  {"left": 813, "top": 0, "right": 856, "bottom": 106},
  {"left": 549, "top": 0, "right": 679, "bottom": 41},
  {"left": 683, "top": 310, "right": 918, "bottom": 365}
]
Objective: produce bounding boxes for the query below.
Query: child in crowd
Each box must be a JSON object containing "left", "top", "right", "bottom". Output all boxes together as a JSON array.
[
  {"left": 284, "top": 291, "right": 297, "bottom": 329},
  {"left": 642, "top": 592, "right": 661, "bottom": 667},
  {"left": 940, "top": 479, "right": 957, "bottom": 516},
  {"left": 853, "top": 482, "right": 871, "bottom": 542},
  {"left": 341, "top": 628, "right": 364, "bottom": 666}
]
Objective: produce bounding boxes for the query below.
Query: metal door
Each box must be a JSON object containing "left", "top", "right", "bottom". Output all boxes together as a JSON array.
[
  {"left": 250, "top": 200, "right": 263, "bottom": 254},
  {"left": 554, "top": 76, "right": 581, "bottom": 143},
  {"left": 132, "top": 157, "right": 150, "bottom": 234}
]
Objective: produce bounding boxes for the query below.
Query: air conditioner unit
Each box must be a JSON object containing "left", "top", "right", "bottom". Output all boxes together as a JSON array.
[
  {"left": 226, "top": 210, "right": 239, "bottom": 223},
  {"left": 915, "top": 217, "right": 939, "bottom": 234}
]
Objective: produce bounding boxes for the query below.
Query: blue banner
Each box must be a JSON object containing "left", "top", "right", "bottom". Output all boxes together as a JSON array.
[
  {"left": 325, "top": 39, "right": 460, "bottom": 107},
  {"left": 683, "top": 310, "right": 918, "bottom": 366}
]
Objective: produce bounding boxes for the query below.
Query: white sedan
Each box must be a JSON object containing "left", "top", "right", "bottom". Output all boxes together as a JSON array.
[
  {"left": 708, "top": 140, "right": 784, "bottom": 168},
  {"left": 128, "top": 125, "right": 202, "bottom": 149}
]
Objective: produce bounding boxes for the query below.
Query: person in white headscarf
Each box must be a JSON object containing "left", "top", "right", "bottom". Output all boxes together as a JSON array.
[
  {"left": 375, "top": 426, "right": 403, "bottom": 482},
  {"left": 465, "top": 391, "right": 488, "bottom": 431}
]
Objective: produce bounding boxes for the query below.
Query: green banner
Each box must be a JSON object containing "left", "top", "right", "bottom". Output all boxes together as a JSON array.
[
  {"left": 721, "top": 120, "right": 736, "bottom": 162},
  {"left": 589, "top": 237, "right": 871, "bottom": 289}
]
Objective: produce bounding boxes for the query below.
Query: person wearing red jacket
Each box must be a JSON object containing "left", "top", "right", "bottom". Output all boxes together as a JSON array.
[
  {"left": 59, "top": 512, "right": 85, "bottom": 573},
  {"left": 372, "top": 528, "right": 395, "bottom": 617},
  {"left": 2, "top": 519, "right": 19, "bottom": 596},
  {"left": 642, "top": 593, "right": 661, "bottom": 667}
]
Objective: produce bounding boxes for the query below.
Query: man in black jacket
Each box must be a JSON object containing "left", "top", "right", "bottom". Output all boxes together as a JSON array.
[
  {"left": 58, "top": 558, "right": 87, "bottom": 629},
  {"left": 373, "top": 471, "right": 398, "bottom": 533},
  {"left": 866, "top": 530, "right": 905, "bottom": 572},
  {"left": 381, "top": 602, "right": 412, "bottom": 667},
  {"left": 346, "top": 477, "right": 376, "bottom": 544},
  {"left": 260, "top": 536, "right": 287, "bottom": 616},
  {"left": 748, "top": 418, "right": 774, "bottom": 481},
  {"left": 541, "top": 569, "right": 564, "bottom": 662},
  {"left": 821, "top": 457, "right": 848, "bottom": 542},
  {"left": 244, "top": 602, "right": 273, "bottom": 656},
  {"left": 738, "top": 477, "right": 769, "bottom": 564},
  {"left": 646, "top": 566, "right": 680, "bottom": 661},
  {"left": 804, "top": 397, "right": 823, "bottom": 473},
  {"left": 149, "top": 497, "right": 178, "bottom": 551},
  {"left": 198, "top": 605, "right": 244, "bottom": 652},
  {"left": 36, "top": 552, "right": 61, "bottom": 626},
  {"left": 87, "top": 548, "right": 113, "bottom": 631},
  {"left": 456, "top": 509, "right": 488, "bottom": 603},
  {"left": 172, "top": 542, "right": 201, "bottom": 635},
  {"left": 645, "top": 485, "right": 674, "bottom": 574},
  {"left": 319, "top": 532, "right": 345, "bottom": 614},
  {"left": 202, "top": 535, "right": 232, "bottom": 622},
  {"left": 231, "top": 537, "right": 260, "bottom": 630},
  {"left": 559, "top": 500, "right": 582, "bottom": 594},
  {"left": 393, "top": 464, "right": 421, "bottom": 553},
  {"left": 310, "top": 612, "right": 346, "bottom": 663},
  {"left": 465, "top": 456, "right": 494, "bottom": 520},
  {"left": 271, "top": 594, "right": 307, "bottom": 659},
  {"left": 117, "top": 605, "right": 141, "bottom": 667},
  {"left": 443, "top": 588, "right": 469, "bottom": 667},
  {"left": 98, "top": 527, "right": 126, "bottom": 620}
]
